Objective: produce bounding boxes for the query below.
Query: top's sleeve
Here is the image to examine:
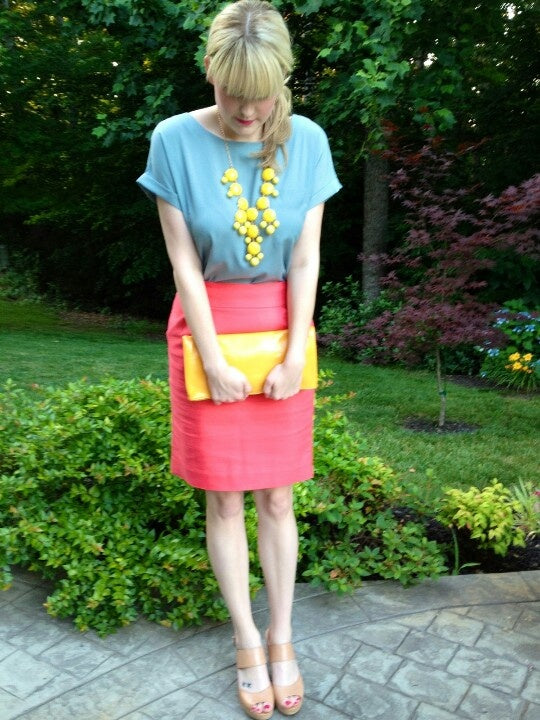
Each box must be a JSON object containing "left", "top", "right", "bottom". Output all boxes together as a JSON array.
[
  {"left": 308, "top": 125, "right": 342, "bottom": 209},
  {"left": 136, "top": 124, "right": 183, "bottom": 211}
]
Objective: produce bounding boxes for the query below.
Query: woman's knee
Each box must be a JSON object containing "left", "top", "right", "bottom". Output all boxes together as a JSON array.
[
  {"left": 255, "top": 486, "right": 294, "bottom": 521},
  {"left": 206, "top": 490, "right": 245, "bottom": 520}
]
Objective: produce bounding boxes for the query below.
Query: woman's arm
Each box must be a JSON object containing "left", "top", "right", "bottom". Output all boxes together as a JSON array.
[
  {"left": 157, "top": 197, "right": 251, "bottom": 403},
  {"left": 263, "top": 202, "right": 325, "bottom": 400}
]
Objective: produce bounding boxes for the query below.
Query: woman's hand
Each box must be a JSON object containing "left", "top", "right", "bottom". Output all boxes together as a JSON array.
[
  {"left": 263, "top": 357, "right": 304, "bottom": 401},
  {"left": 205, "top": 361, "right": 252, "bottom": 404}
]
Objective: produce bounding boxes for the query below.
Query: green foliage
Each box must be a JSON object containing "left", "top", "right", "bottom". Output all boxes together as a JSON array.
[
  {"left": 0, "top": 378, "right": 229, "bottom": 633},
  {"left": 509, "top": 480, "right": 540, "bottom": 539},
  {"left": 311, "top": 0, "right": 426, "bottom": 151},
  {"left": 0, "top": 374, "right": 447, "bottom": 633},
  {"left": 0, "top": 251, "right": 43, "bottom": 303},
  {"left": 317, "top": 278, "right": 401, "bottom": 361},
  {"left": 436, "top": 481, "right": 526, "bottom": 556},
  {"left": 295, "top": 385, "right": 447, "bottom": 591},
  {"left": 493, "top": 301, "right": 540, "bottom": 354}
]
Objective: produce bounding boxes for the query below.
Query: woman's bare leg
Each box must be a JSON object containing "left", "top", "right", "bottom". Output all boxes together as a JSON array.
[
  {"left": 253, "top": 486, "right": 301, "bottom": 690},
  {"left": 205, "top": 490, "right": 270, "bottom": 695}
]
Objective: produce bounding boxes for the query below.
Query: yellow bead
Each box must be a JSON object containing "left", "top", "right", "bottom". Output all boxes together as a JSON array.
[
  {"left": 274, "top": 220, "right": 280, "bottom": 227},
  {"left": 221, "top": 176, "right": 228, "bottom": 184},
  {"left": 247, "top": 241, "right": 261, "bottom": 255},
  {"left": 272, "top": 176, "right": 279, "bottom": 184},
  {"left": 224, "top": 168, "right": 238, "bottom": 182},
  {"left": 256, "top": 197, "right": 270, "bottom": 210},
  {"left": 260, "top": 220, "right": 267, "bottom": 228},
  {"left": 272, "top": 189, "right": 279, "bottom": 197},
  {"left": 262, "top": 208, "right": 276, "bottom": 223},
  {"left": 229, "top": 182, "right": 242, "bottom": 196},
  {"left": 245, "top": 253, "right": 252, "bottom": 261},
  {"left": 261, "top": 167, "right": 275, "bottom": 181},
  {"left": 233, "top": 221, "right": 240, "bottom": 230},
  {"left": 244, "top": 235, "right": 251, "bottom": 243},
  {"left": 235, "top": 209, "right": 247, "bottom": 224},
  {"left": 247, "top": 225, "right": 259, "bottom": 239},
  {"left": 250, "top": 257, "right": 260, "bottom": 266},
  {"left": 239, "top": 226, "right": 247, "bottom": 236},
  {"left": 237, "top": 197, "right": 249, "bottom": 210},
  {"left": 265, "top": 225, "right": 276, "bottom": 235},
  {"left": 257, "top": 252, "right": 264, "bottom": 260},
  {"left": 261, "top": 182, "right": 274, "bottom": 196},
  {"left": 246, "top": 207, "right": 258, "bottom": 222}
]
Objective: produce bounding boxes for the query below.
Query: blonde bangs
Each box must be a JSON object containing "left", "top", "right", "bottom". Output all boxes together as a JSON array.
[{"left": 208, "top": 43, "right": 285, "bottom": 101}]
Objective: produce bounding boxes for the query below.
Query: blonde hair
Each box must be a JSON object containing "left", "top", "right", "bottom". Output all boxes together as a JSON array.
[{"left": 206, "top": 0, "right": 293, "bottom": 168}]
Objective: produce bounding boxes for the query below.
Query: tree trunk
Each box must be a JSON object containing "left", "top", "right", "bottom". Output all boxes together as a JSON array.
[
  {"left": 362, "top": 152, "right": 389, "bottom": 301},
  {"left": 436, "top": 345, "right": 447, "bottom": 428}
]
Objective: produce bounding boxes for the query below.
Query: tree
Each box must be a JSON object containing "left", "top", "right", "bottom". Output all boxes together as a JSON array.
[
  {"left": 1, "top": 0, "right": 537, "bottom": 314},
  {"left": 0, "top": 0, "right": 208, "bottom": 315},
  {"left": 345, "top": 144, "right": 539, "bottom": 427},
  {"left": 308, "top": 0, "right": 538, "bottom": 297}
]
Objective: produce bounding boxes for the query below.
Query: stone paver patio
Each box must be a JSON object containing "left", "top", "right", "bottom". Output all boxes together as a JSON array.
[{"left": 1, "top": 568, "right": 539, "bottom": 719}]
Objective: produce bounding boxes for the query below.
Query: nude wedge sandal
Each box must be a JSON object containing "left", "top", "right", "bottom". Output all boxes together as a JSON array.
[
  {"left": 267, "top": 637, "right": 304, "bottom": 716},
  {"left": 236, "top": 645, "right": 275, "bottom": 720}
]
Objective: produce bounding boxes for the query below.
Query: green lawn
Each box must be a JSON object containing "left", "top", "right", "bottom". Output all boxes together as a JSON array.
[
  {"left": 1, "top": 298, "right": 538, "bottom": 494},
  {"left": 320, "top": 358, "right": 539, "bottom": 497},
  {"left": 0, "top": 299, "right": 168, "bottom": 385}
]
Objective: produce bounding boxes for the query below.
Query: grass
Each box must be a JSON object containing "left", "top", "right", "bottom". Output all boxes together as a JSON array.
[
  {"left": 0, "top": 299, "right": 168, "bottom": 385},
  {"left": 1, "top": 297, "right": 538, "bottom": 495},
  {"left": 320, "top": 358, "right": 539, "bottom": 498}
]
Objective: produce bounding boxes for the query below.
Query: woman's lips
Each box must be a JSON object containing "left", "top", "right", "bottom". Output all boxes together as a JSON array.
[{"left": 236, "top": 118, "right": 255, "bottom": 126}]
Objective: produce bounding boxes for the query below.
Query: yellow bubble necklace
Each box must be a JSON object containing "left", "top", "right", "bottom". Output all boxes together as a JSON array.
[{"left": 217, "top": 113, "right": 280, "bottom": 267}]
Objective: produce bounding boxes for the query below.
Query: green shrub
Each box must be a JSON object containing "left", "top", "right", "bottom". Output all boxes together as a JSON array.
[
  {"left": 297, "top": 396, "right": 447, "bottom": 591},
  {"left": 436, "top": 480, "right": 526, "bottom": 556},
  {"left": 0, "top": 378, "right": 232, "bottom": 634},
  {"left": 1, "top": 375, "right": 447, "bottom": 635},
  {"left": 0, "top": 250, "right": 43, "bottom": 302},
  {"left": 509, "top": 479, "right": 540, "bottom": 539},
  {"left": 317, "top": 277, "right": 400, "bottom": 362}
]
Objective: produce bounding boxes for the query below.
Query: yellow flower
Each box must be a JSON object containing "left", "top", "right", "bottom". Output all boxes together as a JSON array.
[
  {"left": 508, "top": 352, "right": 521, "bottom": 362},
  {"left": 523, "top": 353, "right": 533, "bottom": 362},
  {"left": 512, "top": 362, "right": 522, "bottom": 371}
]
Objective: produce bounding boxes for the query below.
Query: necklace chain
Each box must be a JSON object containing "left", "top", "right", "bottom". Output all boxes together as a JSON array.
[
  {"left": 216, "top": 111, "right": 234, "bottom": 168},
  {"left": 216, "top": 111, "right": 280, "bottom": 268}
]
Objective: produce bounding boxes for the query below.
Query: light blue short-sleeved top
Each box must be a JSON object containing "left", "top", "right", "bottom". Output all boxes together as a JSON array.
[{"left": 137, "top": 113, "right": 341, "bottom": 283}]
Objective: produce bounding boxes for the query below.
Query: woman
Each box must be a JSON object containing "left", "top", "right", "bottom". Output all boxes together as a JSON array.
[{"left": 137, "top": 2, "right": 341, "bottom": 717}]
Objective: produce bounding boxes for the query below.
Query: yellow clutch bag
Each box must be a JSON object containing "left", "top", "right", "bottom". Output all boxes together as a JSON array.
[{"left": 182, "top": 326, "right": 318, "bottom": 401}]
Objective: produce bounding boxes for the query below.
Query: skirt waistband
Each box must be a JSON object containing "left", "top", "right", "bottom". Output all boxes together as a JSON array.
[{"left": 203, "top": 281, "right": 287, "bottom": 309}]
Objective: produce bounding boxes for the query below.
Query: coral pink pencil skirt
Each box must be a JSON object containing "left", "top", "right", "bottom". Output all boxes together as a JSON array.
[{"left": 166, "top": 281, "right": 315, "bottom": 492}]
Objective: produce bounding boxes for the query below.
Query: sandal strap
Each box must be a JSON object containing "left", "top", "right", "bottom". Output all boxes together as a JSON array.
[
  {"left": 236, "top": 645, "right": 267, "bottom": 669},
  {"left": 268, "top": 641, "right": 295, "bottom": 663}
]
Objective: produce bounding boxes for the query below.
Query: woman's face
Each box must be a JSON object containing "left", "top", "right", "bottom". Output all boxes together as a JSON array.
[{"left": 213, "top": 83, "right": 277, "bottom": 142}]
